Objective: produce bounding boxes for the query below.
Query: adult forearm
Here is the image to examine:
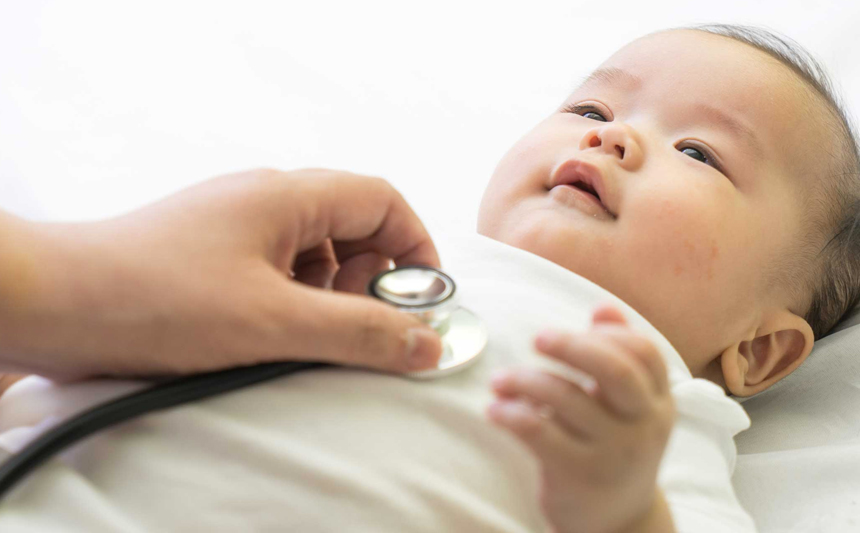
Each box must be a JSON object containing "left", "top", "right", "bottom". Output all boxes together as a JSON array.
[
  {"left": 0, "top": 210, "right": 48, "bottom": 372},
  {"left": 0, "top": 211, "right": 114, "bottom": 377}
]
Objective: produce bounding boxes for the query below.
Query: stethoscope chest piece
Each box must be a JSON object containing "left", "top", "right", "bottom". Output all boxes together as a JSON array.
[{"left": 368, "top": 266, "right": 487, "bottom": 379}]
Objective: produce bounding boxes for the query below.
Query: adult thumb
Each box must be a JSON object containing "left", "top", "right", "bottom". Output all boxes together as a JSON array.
[{"left": 273, "top": 281, "right": 443, "bottom": 373}]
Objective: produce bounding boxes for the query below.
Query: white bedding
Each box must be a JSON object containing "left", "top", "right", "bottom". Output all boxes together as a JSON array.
[
  {"left": 0, "top": 232, "right": 755, "bottom": 532},
  {"left": 733, "top": 306, "right": 860, "bottom": 532}
]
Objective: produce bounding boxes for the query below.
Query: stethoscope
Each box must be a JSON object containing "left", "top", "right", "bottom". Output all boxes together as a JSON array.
[{"left": 0, "top": 266, "right": 487, "bottom": 502}]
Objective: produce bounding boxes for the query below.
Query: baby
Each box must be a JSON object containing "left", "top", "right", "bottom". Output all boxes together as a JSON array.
[
  {"left": 477, "top": 23, "right": 860, "bottom": 533},
  {"left": 1, "top": 22, "right": 858, "bottom": 533}
]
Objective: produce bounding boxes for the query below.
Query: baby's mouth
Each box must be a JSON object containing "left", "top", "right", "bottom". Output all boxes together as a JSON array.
[
  {"left": 547, "top": 158, "right": 616, "bottom": 219},
  {"left": 569, "top": 181, "right": 600, "bottom": 201},
  {"left": 549, "top": 183, "right": 614, "bottom": 220}
]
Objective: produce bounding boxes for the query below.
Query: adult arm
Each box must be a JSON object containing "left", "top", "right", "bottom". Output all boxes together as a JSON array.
[{"left": 0, "top": 168, "right": 442, "bottom": 380}]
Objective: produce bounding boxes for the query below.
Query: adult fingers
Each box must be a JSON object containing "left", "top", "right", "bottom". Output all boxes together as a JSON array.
[
  {"left": 265, "top": 274, "right": 442, "bottom": 373},
  {"left": 535, "top": 332, "right": 653, "bottom": 420},
  {"left": 292, "top": 171, "right": 440, "bottom": 270},
  {"left": 332, "top": 251, "right": 392, "bottom": 295},
  {"left": 292, "top": 239, "right": 338, "bottom": 289}
]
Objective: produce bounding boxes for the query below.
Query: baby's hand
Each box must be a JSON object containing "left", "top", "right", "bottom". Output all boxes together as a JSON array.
[{"left": 487, "top": 305, "right": 675, "bottom": 533}]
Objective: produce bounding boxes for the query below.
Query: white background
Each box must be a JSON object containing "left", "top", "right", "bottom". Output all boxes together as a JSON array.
[
  {"left": 2, "top": 3, "right": 860, "bottom": 529},
  {"left": 1, "top": 0, "right": 858, "bottom": 237}
]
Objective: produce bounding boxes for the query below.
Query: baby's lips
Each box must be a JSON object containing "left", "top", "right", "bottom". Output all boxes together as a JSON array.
[{"left": 549, "top": 157, "right": 616, "bottom": 217}]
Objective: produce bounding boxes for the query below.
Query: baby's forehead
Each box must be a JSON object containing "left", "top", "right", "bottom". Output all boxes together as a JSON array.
[
  {"left": 581, "top": 30, "right": 829, "bottom": 181},
  {"left": 589, "top": 31, "right": 802, "bottom": 113}
]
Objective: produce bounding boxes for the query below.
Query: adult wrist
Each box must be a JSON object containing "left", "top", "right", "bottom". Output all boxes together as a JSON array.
[{"left": 0, "top": 214, "right": 114, "bottom": 377}]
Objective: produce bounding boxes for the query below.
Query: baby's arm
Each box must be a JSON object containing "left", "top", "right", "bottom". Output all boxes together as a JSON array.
[{"left": 487, "top": 305, "right": 676, "bottom": 533}]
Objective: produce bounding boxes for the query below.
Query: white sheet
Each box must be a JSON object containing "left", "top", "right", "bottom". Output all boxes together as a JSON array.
[
  {"left": 0, "top": 232, "right": 755, "bottom": 532},
  {"left": 733, "top": 306, "right": 860, "bottom": 532}
]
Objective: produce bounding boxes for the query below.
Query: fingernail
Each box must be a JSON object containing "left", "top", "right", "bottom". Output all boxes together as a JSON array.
[{"left": 405, "top": 327, "right": 441, "bottom": 370}]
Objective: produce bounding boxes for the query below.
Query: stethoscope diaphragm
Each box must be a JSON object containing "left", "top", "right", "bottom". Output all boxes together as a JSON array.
[
  {"left": 0, "top": 266, "right": 487, "bottom": 502},
  {"left": 368, "top": 266, "right": 487, "bottom": 379}
]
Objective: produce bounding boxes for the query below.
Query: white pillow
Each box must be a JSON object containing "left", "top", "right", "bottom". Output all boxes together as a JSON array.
[{"left": 733, "top": 303, "right": 860, "bottom": 531}]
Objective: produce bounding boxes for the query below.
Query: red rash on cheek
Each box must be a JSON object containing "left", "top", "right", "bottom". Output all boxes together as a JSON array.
[
  {"left": 648, "top": 189, "right": 728, "bottom": 280},
  {"left": 648, "top": 198, "right": 724, "bottom": 281},
  {"left": 672, "top": 238, "right": 720, "bottom": 280},
  {"left": 709, "top": 243, "right": 719, "bottom": 280}
]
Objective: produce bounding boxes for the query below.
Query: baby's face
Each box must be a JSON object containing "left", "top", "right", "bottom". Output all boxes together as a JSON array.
[{"left": 478, "top": 30, "right": 821, "bottom": 378}]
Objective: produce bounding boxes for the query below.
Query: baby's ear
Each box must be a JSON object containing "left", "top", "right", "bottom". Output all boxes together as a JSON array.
[{"left": 719, "top": 310, "right": 815, "bottom": 397}]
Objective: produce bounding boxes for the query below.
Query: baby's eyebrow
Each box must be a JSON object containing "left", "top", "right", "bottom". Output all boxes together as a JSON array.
[
  {"left": 690, "top": 103, "right": 762, "bottom": 154},
  {"left": 575, "top": 67, "right": 643, "bottom": 92}
]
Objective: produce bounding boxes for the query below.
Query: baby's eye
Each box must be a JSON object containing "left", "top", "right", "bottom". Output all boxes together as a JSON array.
[
  {"left": 562, "top": 103, "right": 608, "bottom": 122},
  {"left": 676, "top": 142, "right": 724, "bottom": 173},
  {"left": 582, "top": 111, "right": 607, "bottom": 122},
  {"left": 680, "top": 146, "right": 708, "bottom": 163}
]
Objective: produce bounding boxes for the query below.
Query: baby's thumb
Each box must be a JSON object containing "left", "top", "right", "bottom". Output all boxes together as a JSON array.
[{"left": 277, "top": 283, "right": 443, "bottom": 373}]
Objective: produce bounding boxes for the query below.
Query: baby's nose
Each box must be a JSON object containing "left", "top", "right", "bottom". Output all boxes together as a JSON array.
[
  {"left": 579, "top": 123, "right": 642, "bottom": 170},
  {"left": 587, "top": 133, "right": 626, "bottom": 159}
]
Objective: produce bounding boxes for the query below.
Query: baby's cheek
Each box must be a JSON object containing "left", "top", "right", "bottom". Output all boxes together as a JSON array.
[{"left": 630, "top": 198, "right": 729, "bottom": 284}]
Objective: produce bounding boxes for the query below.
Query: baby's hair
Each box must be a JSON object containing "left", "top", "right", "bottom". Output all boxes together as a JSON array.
[{"left": 682, "top": 23, "right": 860, "bottom": 340}]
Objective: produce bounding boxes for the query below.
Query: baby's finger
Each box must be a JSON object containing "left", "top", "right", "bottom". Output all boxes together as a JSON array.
[
  {"left": 491, "top": 369, "right": 607, "bottom": 439},
  {"left": 591, "top": 304, "right": 627, "bottom": 326},
  {"left": 535, "top": 332, "right": 652, "bottom": 419},
  {"left": 591, "top": 325, "right": 670, "bottom": 395},
  {"left": 487, "top": 398, "right": 589, "bottom": 464}
]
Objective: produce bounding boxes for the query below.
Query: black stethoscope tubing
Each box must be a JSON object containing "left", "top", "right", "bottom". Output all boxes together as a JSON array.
[
  {"left": 0, "top": 265, "right": 461, "bottom": 504},
  {"left": 0, "top": 361, "right": 330, "bottom": 501}
]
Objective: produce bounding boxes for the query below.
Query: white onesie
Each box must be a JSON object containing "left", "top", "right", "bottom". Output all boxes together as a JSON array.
[{"left": 0, "top": 231, "right": 757, "bottom": 532}]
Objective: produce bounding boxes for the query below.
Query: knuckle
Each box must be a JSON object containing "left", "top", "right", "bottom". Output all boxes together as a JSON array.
[
  {"left": 547, "top": 332, "right": 576, "bottom": 353},
  {"left": 367, "top": 175, "right": 396, "bottom": 193},
  {"left": 517, "top": 369, "right": 546, "bottom": 389},
  {"left": 617, "top": 330, "right": 658, "bottom": 359},
  {"left": 631, "top": 334, "right": 657, "bottom": 357},
  {"left": 289, "top": 167, "right": 342, "bottom": 185},
  {"left": 249, "top": 167, "right": 284, "bottom": 181},
  {"left": 321, "top": 172, "right": 395, "bottom": 195},
  {"left": 502, "top": 372, "right": 527, "bottom": 394},
  {"left": 505, "top": 378, "right": 537, "bottom": 401},
  {"left": 515, "top": 416, "right": 545, "bottom": 439},
  {"left": 605, "top": 357, "right": 635, "bottom": 385},
  {"left": 642, "top": 343, "right": 664, "bottom": 370},
  {"left": 295, "top": 167, "right": 333, "bottom": 176}
]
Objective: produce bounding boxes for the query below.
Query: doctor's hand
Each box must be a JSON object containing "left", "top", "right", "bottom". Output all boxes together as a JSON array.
[
  {"left": 487, "top": 305, "right": 676, "bottom": 533},
  {"left": 0, "top": 168, "right": 443, "bottom": 381}
]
